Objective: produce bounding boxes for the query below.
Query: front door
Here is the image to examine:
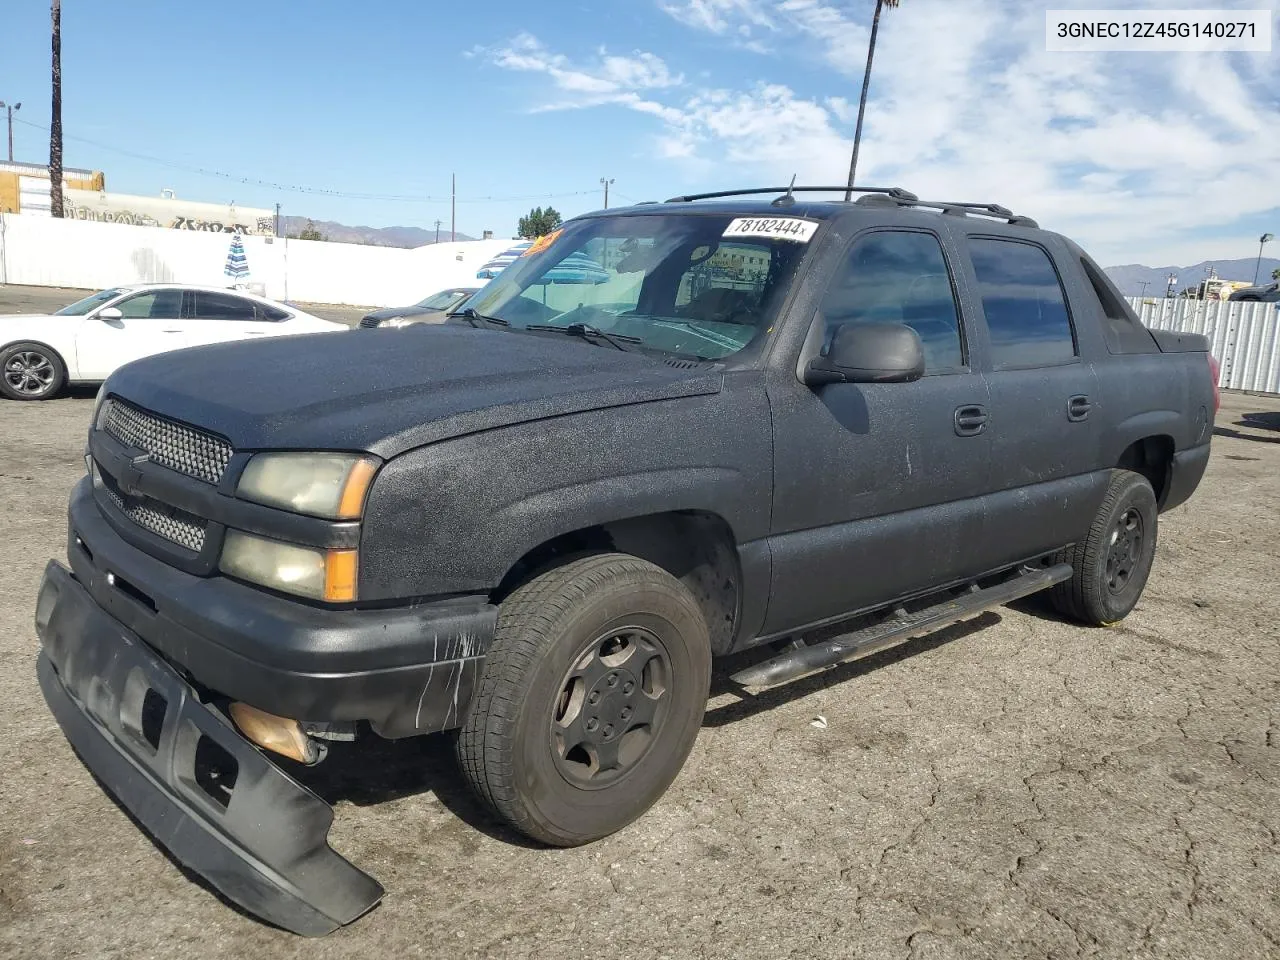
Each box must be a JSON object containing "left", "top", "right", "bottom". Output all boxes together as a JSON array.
[
  {"left": 765, "top": 228, "right": 993, "bottom": 634},
  {"left": 74, "top": 288, "right": 187, "bottom": 380}
]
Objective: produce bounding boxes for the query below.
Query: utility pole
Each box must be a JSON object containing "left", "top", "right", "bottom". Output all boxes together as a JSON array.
[
  {"left": 49, "top": 0, "right": 64, "bottom": 217},
  {"left": 1138, "top": 281, "right": 1150, "bottom": 297},
  {"left": 600, "top": 177, "right": 614, "bottom": 209},
  {"left": 434, "top": 219, "right": 442, "bottom": 244},
  {"left": 450, "top": 173, "right": 456, "bottom": 242},
  {"left": 1255, "top": 233, "right": 1274, "bottom": 284},
  {"left": 0, "top": 101, "right": 20, "bottom": 162},
  {"left": 1166, "top": 273, "right": 1178, "bottom": 298},
  {"left": 845, "top": 0, "right": 901, "bottom": 199}
]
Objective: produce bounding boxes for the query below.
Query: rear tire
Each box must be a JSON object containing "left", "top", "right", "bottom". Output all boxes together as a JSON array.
[
  {"left": 457, "top": 553, "right": 711, "bottom": 847},
  {"left": 1050, "top": 470, "right": 1158, "bottom": 625},
  {"left": 0, "top": 342, "right": 67, "bottom": 401}
]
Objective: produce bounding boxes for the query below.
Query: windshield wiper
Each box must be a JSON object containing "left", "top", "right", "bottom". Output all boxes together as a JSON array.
[
  {"left": 447, "top": 307, "right": 509, "bottom": 328},
  {"left": 524, "top": 322, "right": 643, "bottom": 352}
]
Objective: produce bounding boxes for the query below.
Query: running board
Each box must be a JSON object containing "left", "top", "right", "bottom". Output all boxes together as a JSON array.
[{"left": 730, "top": 563, "right": 1073, "bottom": 691}]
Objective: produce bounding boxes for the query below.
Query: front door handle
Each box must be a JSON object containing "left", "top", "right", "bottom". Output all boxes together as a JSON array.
[
  {"left": 1068, "top": 395, "right": 1092, "bottom": 422},
  {"left": 954, "top": 404, "right": 989, "bottom": 437}
]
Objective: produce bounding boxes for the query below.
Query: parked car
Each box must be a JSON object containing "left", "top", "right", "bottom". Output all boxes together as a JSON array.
[
  {"left": 1228, "top": 280, "right": 1280, "bottom": 302},
  {"left": 34, "top": 186, "right": 1215, "bottom": 935},
  {"left": 357, "top": 287, "right": 481, "bottom": 328},
  {"left": 0, "top": 284, "right": 345, "bottom": 400}
]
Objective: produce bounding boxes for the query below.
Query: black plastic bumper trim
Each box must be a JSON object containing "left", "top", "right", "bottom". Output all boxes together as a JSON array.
[{"left": 35, "top": 565, "right": 384, "bottom": 935}]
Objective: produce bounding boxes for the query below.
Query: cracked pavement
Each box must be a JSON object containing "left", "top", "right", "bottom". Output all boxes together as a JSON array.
[{"left": 1, "top": 372, "right": 1277, "bottom": 959}]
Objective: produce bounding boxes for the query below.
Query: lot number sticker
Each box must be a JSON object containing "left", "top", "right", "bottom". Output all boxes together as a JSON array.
[{"left": 723, "top": 217, "right": 820, "bottom": 243}]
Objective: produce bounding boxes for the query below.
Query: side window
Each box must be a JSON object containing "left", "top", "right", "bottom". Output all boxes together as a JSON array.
[
  {"left": 257, "top": 304, "right": 291, "bottom": 322},
  {"left": 1078, "top": 254, "right": 1157, "bottom": 354},
  {"left": 820, "top": 231, "right": 965, "bottom": 373},
  {"left": 193, "top": 291, "right": 257, "bottom": 321},
  {"left": 114, "top": 289, "right": 182, "bottom": 319},
  {"left": 969, "top": 238, "right": 1076, "bottom": 368}
]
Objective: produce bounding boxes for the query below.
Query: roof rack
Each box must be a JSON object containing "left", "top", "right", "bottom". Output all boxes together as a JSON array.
[
  {"left": 663, "top": 185, "right": 1038, "bottom": 228},
  {"left": 854, "top": 193, "right": 1039, "bottom": 228},
  {"left": 664, "top": 186, "right": 919, "bottom": 204}
]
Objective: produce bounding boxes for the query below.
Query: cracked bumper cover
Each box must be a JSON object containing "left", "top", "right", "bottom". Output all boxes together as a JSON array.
[{"left": 36, "top": 562, "right": 381, "bottom": 935}]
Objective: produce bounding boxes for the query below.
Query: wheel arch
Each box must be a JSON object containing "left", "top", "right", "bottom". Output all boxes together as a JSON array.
[
  {"left": 1115, "top": 434, "right": 1175, "bottom": 507},
  {"left": 493, "top": 510, "right": 743, "bottom": 656},
  {"left": 0, "top": 338, "right": 74, "bottom": 395}
]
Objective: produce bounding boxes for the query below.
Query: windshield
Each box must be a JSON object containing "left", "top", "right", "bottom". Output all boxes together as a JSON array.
[
  {"left": 417, "top": 289, "right": 475, "bottom": 310},
  {"left": 54, "top": 288, "right": 127, "bottom": 316},
  {"left": 459, "top": 213, "right": 815, "bottom": 360}
]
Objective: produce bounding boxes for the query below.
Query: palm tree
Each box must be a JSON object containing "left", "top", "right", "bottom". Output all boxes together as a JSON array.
[
  {"left": 49, "top": 0, "right": 63, "bottom": 218},
  {"left": 844, "top": 0, "right": 900, "bottom": 199}
]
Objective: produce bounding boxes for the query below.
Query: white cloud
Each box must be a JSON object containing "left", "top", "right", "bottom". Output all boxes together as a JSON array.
[{"left": 488, "top": 0, "right": 1280, "bottom": 264}]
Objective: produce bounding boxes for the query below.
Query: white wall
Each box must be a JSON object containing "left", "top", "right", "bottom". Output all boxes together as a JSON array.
[{"left": 0, "top": 212, "right": 513, "bottom": 307}]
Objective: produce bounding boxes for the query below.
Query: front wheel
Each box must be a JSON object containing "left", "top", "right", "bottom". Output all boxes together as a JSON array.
[
  {"left": 457, "top": 554, "right": 711, "bottom": 846},
  {"left": 0, "top": 342, "right": 67, "bottom": 401},
  {"left": 1050, "top": 469, "right": 1158, "bottom": 625}
]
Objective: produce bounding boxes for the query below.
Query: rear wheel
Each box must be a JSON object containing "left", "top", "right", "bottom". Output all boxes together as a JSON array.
[
  {"left": 1050, "top": 469, "right": 1158, "bottom": 625},
  {"left": 0, "top": 342, "right": 66, "bottom": 401},
  {"left": 457, "top": 553, "right": 711, "bottom": 846}
]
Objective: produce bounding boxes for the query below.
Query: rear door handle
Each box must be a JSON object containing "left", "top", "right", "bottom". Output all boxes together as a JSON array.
[
  {"left": 1068, "top": 395, "right": 1092, "bottom": 422},
  {"left": 954, "top": 404, "right": 989, "bottom": 437}
]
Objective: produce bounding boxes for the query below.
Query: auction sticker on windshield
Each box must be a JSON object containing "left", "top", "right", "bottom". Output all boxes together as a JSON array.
[{"left": 723, "top": 217, "right": 820, "bottom": 243}]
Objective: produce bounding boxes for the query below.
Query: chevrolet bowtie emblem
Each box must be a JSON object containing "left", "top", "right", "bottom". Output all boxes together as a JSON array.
[{"left": 117, "top": 453, "right": 151, "bottom": 497}]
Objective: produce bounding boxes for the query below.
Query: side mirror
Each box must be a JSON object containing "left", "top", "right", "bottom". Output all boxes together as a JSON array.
[
  {"left": 97, "top": 307, "right": 123, "bottom": 321},
  {"left": 804, "top": 322, "right": 925, "bottom": 386}
]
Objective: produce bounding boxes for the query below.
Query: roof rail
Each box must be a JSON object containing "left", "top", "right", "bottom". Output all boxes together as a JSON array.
[
  {"left": 854, "top": 193, "right": 1038, "bottom": 228},
  {"left": 659, "top": 185, "right": 1038, "bottom": 227},
  {"left": 664, "top": 185, "right": 919, "bottom": 204}
]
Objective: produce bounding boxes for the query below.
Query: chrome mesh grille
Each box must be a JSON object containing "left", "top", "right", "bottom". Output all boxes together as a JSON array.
[
  {"left": 100, "top": 398, "right": 232, "bottom": 485},
  {"left": 99, "top": 469, "right": 207, "bottom": 553}
]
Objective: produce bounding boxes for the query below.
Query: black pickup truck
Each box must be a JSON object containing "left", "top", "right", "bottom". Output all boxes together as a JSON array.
[{"left": 34, "top": 186, "right": 1216, "bottom": 935}]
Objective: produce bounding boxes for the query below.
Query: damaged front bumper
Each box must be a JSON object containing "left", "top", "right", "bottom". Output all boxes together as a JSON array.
[{"left": 36, "top": 561, "right": 382, "bottom": 936}]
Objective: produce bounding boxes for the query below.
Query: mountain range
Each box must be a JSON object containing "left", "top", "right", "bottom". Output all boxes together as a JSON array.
[
  {"left": 1104, "top": 258, "right": 1280, "bottom": 297},
  {"left": 280, "top": 216, "right": 479, "bottom": 247}
]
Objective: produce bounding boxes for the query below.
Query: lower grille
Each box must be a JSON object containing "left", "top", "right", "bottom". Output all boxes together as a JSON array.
[
  {"left": 98, "top": 469, "right": 208, "bottom": 553},
  {"left": 358, "top": 316, "right": 381, "bottom": 329}
]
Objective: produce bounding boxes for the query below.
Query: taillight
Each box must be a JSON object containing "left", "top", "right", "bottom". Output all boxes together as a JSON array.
[{"left": 1208, "top": 354, "right": 1221, "bottom": 414}]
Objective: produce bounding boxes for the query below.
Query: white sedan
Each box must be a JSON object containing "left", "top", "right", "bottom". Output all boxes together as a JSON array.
[{"left": 1, "top": 284, "right": 346, "bottom": 400}]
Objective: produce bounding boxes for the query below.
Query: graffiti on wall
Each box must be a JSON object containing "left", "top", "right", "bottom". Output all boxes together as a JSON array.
[{"left": 62, "top": 201, "right": 274, "bottom": 235}]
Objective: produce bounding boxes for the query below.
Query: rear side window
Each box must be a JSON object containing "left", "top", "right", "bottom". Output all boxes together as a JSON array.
[
  {"left": 193, "top": 291, "right": 257, "bottom": 321},
  {"left": 1078, "top": 255, "right": 1158, "bottom": 354},
  {"left": 257, "top": 304, "right": 291, "bottom": 322},
  {"left": 820, "top": 230, "right": 965, "bottom": 374},
  {"left": 969, "top": 238, "right": 1076, "bottom": 368}
]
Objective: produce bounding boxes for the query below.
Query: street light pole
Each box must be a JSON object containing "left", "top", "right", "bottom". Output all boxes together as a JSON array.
[
  {"left": 1254, "top": 233, "right": 1274, "bottom": 284},
  {"left": 845, "top": 0, "right": 900, "bottom": 200},
  {"left": 0, "top": 101, "right": 20, "bottom": 162},
  {"left": 600, "top": 177, "right": 614, "bottom": 209}
]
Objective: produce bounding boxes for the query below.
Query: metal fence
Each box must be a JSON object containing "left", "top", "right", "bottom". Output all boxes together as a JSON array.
[{"left": 1127, "top": 297, "right": 1280, "bottom": 394}]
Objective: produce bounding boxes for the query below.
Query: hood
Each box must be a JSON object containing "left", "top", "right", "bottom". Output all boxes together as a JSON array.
[{"left": 104, "top": 324, "right": 723, "bottom": 458}]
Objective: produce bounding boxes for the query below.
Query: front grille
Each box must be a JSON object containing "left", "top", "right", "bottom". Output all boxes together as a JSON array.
[
  {"left": 99, "top": 469, "right": 208, "bottom": 553},
  {"left": 101, "top": 399, "right": 233, "bottom": 485},
  {"left": 358, "top": 315, "right": 381, "bottom": 329}
]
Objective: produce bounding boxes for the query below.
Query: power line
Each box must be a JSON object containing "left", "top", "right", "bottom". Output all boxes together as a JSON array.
[{"left": 11, "top": 116, "right": 599, "bottom": 204}]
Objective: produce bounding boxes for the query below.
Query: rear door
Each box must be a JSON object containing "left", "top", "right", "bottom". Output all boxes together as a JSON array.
[
  {"left": 958, "top": 234, "right": 1105, "bottom": 569},
  {"left": 74, "top": 288, "right": 188, "bottom": 379}
]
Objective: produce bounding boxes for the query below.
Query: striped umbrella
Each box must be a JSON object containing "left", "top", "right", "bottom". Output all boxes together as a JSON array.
[
  {"left": 224, "top": 233, "right": 250, "bottom": 286},
  {"left": 476, "top": 241, "right": 534, "bottom": 279}
]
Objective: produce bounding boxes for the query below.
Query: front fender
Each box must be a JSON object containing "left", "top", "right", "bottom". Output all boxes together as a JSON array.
[{"left": 358, "top": 384, "right": 772, "bottom": 601}]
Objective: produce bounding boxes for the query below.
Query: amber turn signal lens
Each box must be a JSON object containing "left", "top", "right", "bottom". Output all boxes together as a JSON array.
[
  {"left": 228, "top": 702, "right": 318, "bottom": 764},
  {"left": 323, "top": 549, "right": 358, "bottom": 602}
]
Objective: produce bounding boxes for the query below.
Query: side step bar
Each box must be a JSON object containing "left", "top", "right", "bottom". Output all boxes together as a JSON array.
[{"left": 730, "top": 563, "right": 1074, "bottom": 690}]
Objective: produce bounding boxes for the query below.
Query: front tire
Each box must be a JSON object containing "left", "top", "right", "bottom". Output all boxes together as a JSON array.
[
  {"left": 0, "top": 342, "right": 67, "bottom": 401},
  {"left": 1050, "top": 469, "right": 1158, "bottom": 625},
  {"left": 457, "top": 554, "right": 711, "bottom": 846}
]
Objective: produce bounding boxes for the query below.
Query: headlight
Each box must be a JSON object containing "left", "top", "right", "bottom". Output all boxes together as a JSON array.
[
  {"left": 220, "top": 529, "right": 358, "bottom": 602},
  {"left": 236, "top": 452, "right": 379, "bottom": 519},
  {"left": 93, "top": 387, "right": 111, "bottom": 430},
  {"left": 381, "top": 316, "right": 411, "bottom": 328}
]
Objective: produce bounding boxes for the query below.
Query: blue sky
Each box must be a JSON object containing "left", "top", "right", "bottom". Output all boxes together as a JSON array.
[{"left": 1, "top": 0, "right": 1276, "bottom": 264}]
